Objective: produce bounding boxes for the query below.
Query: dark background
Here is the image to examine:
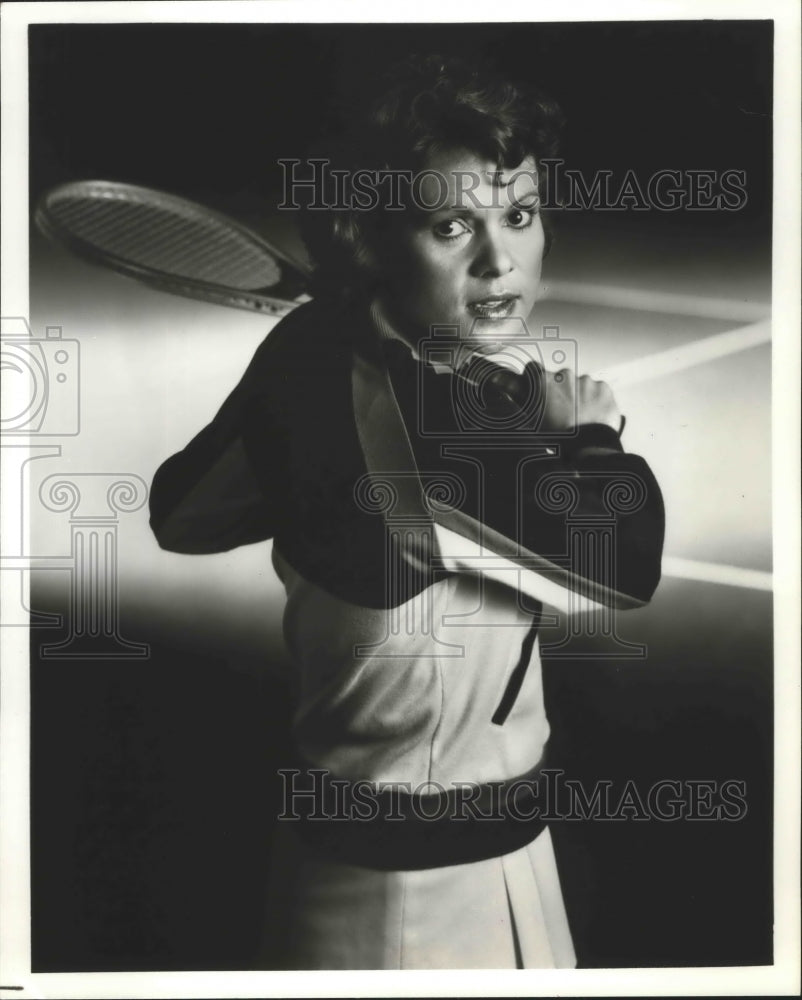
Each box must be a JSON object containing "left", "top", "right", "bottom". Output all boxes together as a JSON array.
[
  {"left": 28, "top": 21, "right": 773, "bottom": 971},
  {"left": 29, "top": 21, "right": 772, "bottom": 229}
]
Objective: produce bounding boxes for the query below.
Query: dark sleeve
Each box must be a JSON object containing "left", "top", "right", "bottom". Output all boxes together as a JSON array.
[
  {"left": 534, "top": 422, "right": 665, "bottom": 607},
  {"left": 454, "top": 361, "right": 665, "bottom": 609},
  {"left": 149, "top": 366, "right": 277, "bottom": 556},
  {"left": 148, "top": 303, "right": 326, "bottom": 554}
]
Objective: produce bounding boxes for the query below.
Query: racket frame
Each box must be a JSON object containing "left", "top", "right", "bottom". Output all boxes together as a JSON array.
[{"left": 35, "top": 179, "right": 311, "bottom": 317}]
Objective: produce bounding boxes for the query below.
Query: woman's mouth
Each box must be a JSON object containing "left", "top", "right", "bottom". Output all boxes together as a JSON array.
[{"left": 467, "top": 293, "right": 520, "bottom": 319}]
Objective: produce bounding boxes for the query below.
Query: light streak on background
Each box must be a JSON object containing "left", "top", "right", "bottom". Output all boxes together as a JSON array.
[
  {"left": 661, "top": 556, "right": 772, "bottom": 591},
  {"left": 598, "top": 319, "right": 771, "bottom": 388},
  {"left": 544, "top": 280, "right": 770, "bottom": 323}
]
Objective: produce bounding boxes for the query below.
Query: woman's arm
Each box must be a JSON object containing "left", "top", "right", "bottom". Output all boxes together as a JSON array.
[
  {"left": 523, "top": 423, "right": 664, "bottom": 608},
  {"left": 149, "top": 303, "right": 324, "bottom": 554},
  {"left": 391, "top": 353, "right": 665, "bottom": 612},
  {"left": 149, "top": 404, "right": 276, "bottom": 554},
  {"left": 149, "top": 341, "right": 283, "bottom": 555},
  {"left": 475, "top": 362, "right": 664, "bottom": 609}
]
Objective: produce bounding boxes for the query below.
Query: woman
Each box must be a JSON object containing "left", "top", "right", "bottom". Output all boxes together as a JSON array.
[{"left": 149, "top": 54, "right": 664, "bottom": 969}]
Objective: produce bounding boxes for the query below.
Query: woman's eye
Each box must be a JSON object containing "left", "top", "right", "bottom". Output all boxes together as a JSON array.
[
  {"left": 433, "top": 218, "right": 470, "bottom": 240},
  {"left": 506, "top": 206, "right": 537, "bottom": 229}
]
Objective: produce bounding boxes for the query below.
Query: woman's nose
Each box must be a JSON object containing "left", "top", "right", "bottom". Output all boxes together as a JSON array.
[{"left": 470, "top": 227, "right": 514, "bottom": 278}]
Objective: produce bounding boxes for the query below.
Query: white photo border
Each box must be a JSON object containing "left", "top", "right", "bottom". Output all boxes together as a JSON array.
[{"left": 1, "top": 1, "right": 799, "bottom": 996}]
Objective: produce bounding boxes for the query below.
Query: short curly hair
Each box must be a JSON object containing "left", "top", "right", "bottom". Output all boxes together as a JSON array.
[{"left": 298, "top": 53, "right": 565, "bottom": 303}]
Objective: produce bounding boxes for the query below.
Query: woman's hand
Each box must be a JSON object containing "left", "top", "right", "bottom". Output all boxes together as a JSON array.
[
  {"left": 462, "top": 358, "right": 622, "bottom": 433},
  {"left": 539, "top": 368, "right": 622, "bottom": 433}
]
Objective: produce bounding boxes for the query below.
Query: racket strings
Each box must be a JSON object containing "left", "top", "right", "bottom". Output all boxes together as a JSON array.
[
  {"left": 54, "top": 198, "right": 205, "bottom": 272},
  {"left": 46, "top": 193, "right": 282, "bottom": 289}
]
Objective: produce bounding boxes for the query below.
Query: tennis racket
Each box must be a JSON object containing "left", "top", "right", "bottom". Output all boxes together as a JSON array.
[
  {"left": 35, "top": 180, "right": 312, "bottom": 317},
  {"left": 35, "top": 180, "right": 770, "bottom": 387}
]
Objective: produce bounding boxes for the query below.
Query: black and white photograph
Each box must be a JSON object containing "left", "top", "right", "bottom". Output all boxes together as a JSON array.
[{"left": 1, "top": 1, "right": 799, "bottom": 996}]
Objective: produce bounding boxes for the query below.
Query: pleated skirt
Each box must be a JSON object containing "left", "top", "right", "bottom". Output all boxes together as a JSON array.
[{"left": 257, "top": 822, "right": 576, "bottom": 970}]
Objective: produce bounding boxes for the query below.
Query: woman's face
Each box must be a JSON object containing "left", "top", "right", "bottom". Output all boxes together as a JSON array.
[{"left": 380, "top": 148, "right": 545, "bottom": 351}]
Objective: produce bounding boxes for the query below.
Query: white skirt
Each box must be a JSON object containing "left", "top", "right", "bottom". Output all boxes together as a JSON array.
[{"left": 258, "top": 822, "right": 576, "bottom": 970}]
